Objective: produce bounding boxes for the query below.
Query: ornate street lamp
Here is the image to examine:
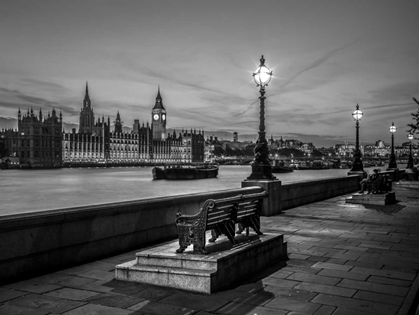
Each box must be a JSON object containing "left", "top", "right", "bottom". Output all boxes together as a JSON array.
[
  {"left": 349, "top": 104, "right": 364, "bottom": 173},
  {"left": 407, "top": 133, "right": 414, "bottom": 169},
  {"left": 247, "top": 55, "right": 276, "bottom": 180},
  {"left": 388, "top": 122, "right": 397, "bottom": 169}
]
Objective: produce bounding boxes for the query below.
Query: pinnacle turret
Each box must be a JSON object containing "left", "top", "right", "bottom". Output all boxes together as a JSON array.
[
  {"left": 153, "top": 86, "right": 165, "bottom": 110},
  {"left": 85, "top": 81, "right": 89, "bottom": 98},
  {"left": 83, "top": 81, "right": 91, "bottom": 108}
]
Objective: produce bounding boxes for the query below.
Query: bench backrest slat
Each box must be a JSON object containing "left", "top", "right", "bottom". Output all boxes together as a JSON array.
[{"left": 186, "top": 192, "right": 267, "bottom": 228}]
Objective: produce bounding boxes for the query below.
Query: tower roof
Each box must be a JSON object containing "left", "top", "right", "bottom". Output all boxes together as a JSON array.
[
  {"left": 84, "top": 81, "right": 90, "bottom": 101},
  {"left": 153, "top": 86, "right": 165, "bottom": 110}
]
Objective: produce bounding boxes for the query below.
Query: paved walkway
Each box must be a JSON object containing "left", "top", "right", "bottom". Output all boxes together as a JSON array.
[{"left": 0, "top": 187, "right": 418, "bottom": 315}]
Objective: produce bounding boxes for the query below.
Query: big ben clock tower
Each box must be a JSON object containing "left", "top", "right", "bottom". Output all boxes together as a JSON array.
[{"left": 152, "top": 86, "right": 166, "bottom": 140}]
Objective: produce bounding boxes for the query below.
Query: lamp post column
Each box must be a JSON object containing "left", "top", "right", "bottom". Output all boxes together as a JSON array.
[
  {"left": 243, "top": 55, "right": 281, "bottom": 216},
  {"left": 258, "top": 87, "right": 266, "bottom": 148},
  {"left": 348, "top": 104, "right": 364, "bottom": 175},
  {"left": 407, "top": 134, "right": 414, "bottom": 169},
  {"left": 388, "top": 122, "right": 397, "bottom": 169},
  {"left": 246, "top": 56, "right": 276, "bottom": 180}
]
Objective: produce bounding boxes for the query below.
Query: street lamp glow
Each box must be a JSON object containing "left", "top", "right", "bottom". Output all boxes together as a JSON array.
[
  {"left": 389, "top": 122, "right": 397, "bottom": 134},
  {"left": 349, "top": 104, "right": 364, "bottom": 173},
  {"left": 352, "top": 104, "right": 363, "bottom": 121},
  {"left": 253, "top": 56, "right": 272, "bottom": 87},
  {"left": 247, "top": 55, "right": 276, "bottom": 180}
]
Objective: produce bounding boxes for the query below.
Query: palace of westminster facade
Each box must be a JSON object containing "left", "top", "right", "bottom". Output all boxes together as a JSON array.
[{"left": 0, "top": 84, "right": 205, "bottom": 168}]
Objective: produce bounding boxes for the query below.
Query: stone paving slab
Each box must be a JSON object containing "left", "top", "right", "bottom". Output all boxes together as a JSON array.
[
  {"left": 45, "top": 287, "right": 100, "bottom": 301},
  {"left": 0, "top": 190, "right": 417, "bottom": 315},
  {"left": 0, "top": 304, "right": 50, "bottom": 315},
  {"left": 6, "top": 293, "right": 84, "bottom": 313},
  {"left": 0, "top": 288, "right": 28, "bottom": 303},
  {"left": 62, "top": 303, "right": 133, "bottom": 315}
]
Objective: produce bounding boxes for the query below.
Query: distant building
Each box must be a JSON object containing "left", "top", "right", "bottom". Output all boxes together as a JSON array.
[
  {"left": 227, "top": 132, "right": 250, "bottom": 150},
  {"left": 63, "top": 83, "right": 111, "bottom": 164},
  {"left": 62, "top": 84, "right": 204, "bottom": 165},
  {"left": 0, "top": 108, "right": 62, "bottom": 168},
  {"left": 372, "top": 140, "right": 389, "bottom": 156},
  {"left": 300, "top": 142, "right": 315, "bottom": 154},
  {"left": 335, "top": 143, "right": 364, "bottom": 157},
  {"left": 204, "top": 136, "right": 223, "bottom": 161},
  {"left": 0, "top": 84, "right": 205, "bottom": 167},
  {"left": 151, "top": 87, "right": 166, "bottom": 140},
  {"left": 395, "top": 142, "right": 419, "bottom": 158}
]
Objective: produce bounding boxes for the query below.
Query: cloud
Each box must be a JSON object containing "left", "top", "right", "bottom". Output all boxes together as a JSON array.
[
  {"left": 0, "top": 86, "right": 79, "bottom": 116},
  {"left": 232, "top": 99, "right": 259, "bottom": 117},
  {"left": 279, "top": 42, "right": 357, "bottom": 90},
  {"left": 369, "top": 82, "right": 419, "bottom": 105},
  {"left": 19, "top": 78, "right": 68, "bottom": 92}
]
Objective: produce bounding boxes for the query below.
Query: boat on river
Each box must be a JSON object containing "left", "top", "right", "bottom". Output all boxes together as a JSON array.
[
  {"left": 152, "top": 164, "right": 219, "bottom": 180},
  {"left": 272, "top": 165, "right": 294, "bottom": 173},
  {"left": 272, "top": 160, "right": 294, "bottom": 173}
]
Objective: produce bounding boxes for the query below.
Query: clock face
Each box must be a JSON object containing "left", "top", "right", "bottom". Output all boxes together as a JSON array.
[
  {"left": 153, "top": 114, "right": 159, "bottom": 120},
  {"left": 162, "top": 114, "right": 166, "bottom": 121}
]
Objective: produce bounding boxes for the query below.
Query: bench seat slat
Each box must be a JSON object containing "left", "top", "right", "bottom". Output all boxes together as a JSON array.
[{"left": 207, "top": 216, "right": 230, "bottom": 224}]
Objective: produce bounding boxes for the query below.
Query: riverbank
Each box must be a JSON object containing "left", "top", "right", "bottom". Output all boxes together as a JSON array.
[{"left": 1, "top": 186, "right": 417, "bottom": 314}]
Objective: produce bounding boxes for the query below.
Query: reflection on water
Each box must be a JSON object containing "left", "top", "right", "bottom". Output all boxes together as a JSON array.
[{"left": 0, "top": 165, "right": 391, "bottom": 216}]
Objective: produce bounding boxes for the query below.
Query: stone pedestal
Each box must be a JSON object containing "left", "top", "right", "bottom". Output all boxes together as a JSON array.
[
  {"left": 246, "top": 163, "right": 277, "bottom": 180},
  {"left": 386, "top": 168, "right": 400, "bottom": 181},
  {"left": 394, "top": 181, "right": 419, "bottom": 189},
  {"left": 347, "top": 170, "right": 365, "bottom": 178},
  {"left": 345, "top": 192, "right": 396, "bottom": 205},
  {"left": 241, "top": 180, "right": 281, "bottom": 216},
  {"left": 115, "top": 232, "right": 287, "bottom": 294}
]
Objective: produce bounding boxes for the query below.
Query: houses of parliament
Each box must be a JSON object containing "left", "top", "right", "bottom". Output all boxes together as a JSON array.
[{"left": 0, "top": 84, "right": 205, "bottom": 168}]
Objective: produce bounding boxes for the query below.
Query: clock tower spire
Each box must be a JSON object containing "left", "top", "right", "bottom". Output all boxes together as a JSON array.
[{"left": 152, "top": 86, "right": 166, "bottom": 140}]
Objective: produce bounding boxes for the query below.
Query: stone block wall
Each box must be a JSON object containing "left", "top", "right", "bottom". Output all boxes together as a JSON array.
[
  {"left": 280, "top": 176, "right": 360, "bottom": 210},
  {"left": 2, "top": 171, "right": 403, "bottom": 283},
  {"left": 0, "top": 186, "right": 263, "bottom": 284}
]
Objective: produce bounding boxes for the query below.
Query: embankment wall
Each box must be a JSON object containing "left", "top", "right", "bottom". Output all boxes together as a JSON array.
[
  {"left": 0, "top": 169, "right": 405, "bottom": 284},
  {"left": 0, "top": 186, "right": 263, "bottom": 284},
  {"left": 280, "top": 175, "right": 360, "bottom": 210}
]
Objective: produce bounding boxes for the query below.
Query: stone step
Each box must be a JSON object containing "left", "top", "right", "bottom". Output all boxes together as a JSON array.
[
  {"left": 115, "top": 232, "right": 287, "bottom": 294},
  {"left": 394, "top": 181, "right": 419, "bottom": 190},
  {"left": 135, "top": 233, "right": 279, "bottom": 270},
  {"left": 346, "top": 192, "right": 396, "bottom": 205},
  {"left": 116, "top": 260, "right": 216, "bottom": 293}
]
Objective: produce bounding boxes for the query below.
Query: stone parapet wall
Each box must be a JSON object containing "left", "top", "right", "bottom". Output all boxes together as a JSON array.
[
  {"left": 0, "top": 171, "right": 403, "bottom": 284},
  {"left": 0, "top": 186, "right": 263, "bottom": 285},
  {"left": 280, "top": 175, "right": 360, "bottom": 211}
]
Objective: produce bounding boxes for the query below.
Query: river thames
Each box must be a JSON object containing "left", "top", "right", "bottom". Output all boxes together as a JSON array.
[{"left": 0, "top": 165, "right": 395, "bottom": 216}]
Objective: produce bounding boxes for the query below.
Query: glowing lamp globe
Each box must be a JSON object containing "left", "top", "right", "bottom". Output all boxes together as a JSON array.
[
  {"left": 408, "top": 134, "right": 413, "bottom": 140},
  {"left": 253, "top": 55, "right": 272, "bottom": 87},
  {"left": 389, "top": 122, "right": 397, "bottom": 134},
  {"left": 352, "top": 104, "right": 363, "bottom": 121}
]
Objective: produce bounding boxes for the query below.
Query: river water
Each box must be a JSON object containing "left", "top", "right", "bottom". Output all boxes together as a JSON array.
[{"left": 0, "top": 165, "right": 394, "bottom": 216}]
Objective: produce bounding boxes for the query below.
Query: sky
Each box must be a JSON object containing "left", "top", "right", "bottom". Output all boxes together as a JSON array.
[{"left": 0, "top": 0, "right": 418, "bottom": 147}]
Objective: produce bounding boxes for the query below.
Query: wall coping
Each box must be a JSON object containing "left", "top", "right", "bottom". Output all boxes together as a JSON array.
[
  {"left": 0, "top": 186, "right": 263, "bottom": 229},
  {"left": 282, "top": 174, "right": 360, "bottom": 186}
]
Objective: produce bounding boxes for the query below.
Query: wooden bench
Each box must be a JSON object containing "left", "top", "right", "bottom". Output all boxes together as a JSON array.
[
  {"left": 175, "top": 192, "right": 267, "bottom": 254},
  {"left": 367, "top": 172, "right": 392, "bottom": 194}
]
